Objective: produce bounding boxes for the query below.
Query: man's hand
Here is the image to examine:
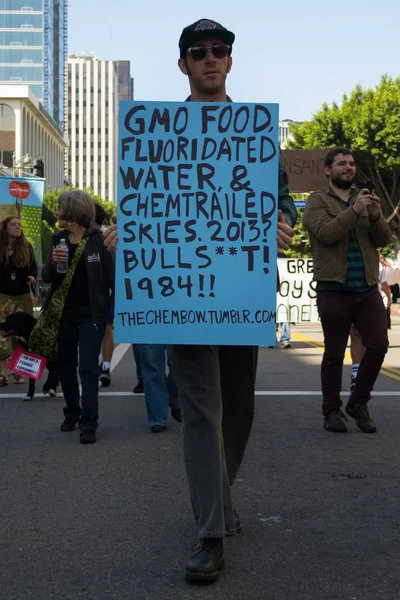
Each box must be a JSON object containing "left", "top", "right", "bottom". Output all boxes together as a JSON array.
[
  {"left": 352, "top": 189, "right": 374, "bottom": 215},
  {"left": 366, "top": 191, "right": 381, "bottom": 219},
  {"left": 103, "top": 215, "right": 118, "bottom": 253},
  {"left": 277, "top": 210, "right": 295, "bottom": 250},
  {"left": 27, "top": 276, "right": 36, "bottom": 285}
]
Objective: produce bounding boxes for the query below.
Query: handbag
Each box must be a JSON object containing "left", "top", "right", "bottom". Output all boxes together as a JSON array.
[{"left": 29, "top": 236, "right": 89, "bottom": 361}]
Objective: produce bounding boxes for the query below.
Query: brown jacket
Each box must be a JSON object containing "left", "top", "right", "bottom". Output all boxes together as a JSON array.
[{"left": 303, "top": 186, "right": 391, "bottom": 285}]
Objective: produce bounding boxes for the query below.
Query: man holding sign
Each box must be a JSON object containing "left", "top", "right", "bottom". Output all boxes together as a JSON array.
[{"left": 105, "top": 18, "right": 296, "bottom": 582}]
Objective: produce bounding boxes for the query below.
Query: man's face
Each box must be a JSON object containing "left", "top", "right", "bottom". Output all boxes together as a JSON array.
[
  {"left": 178, "top": 36, "right": 232, "bottom": 95},
  {"left": 324, "top": 153, "right": 356, "bottom": 190}
]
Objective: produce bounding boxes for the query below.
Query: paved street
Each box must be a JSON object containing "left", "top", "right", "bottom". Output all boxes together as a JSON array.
[{"left": 1, "top": 320, "right": 400, "bottom": 600}]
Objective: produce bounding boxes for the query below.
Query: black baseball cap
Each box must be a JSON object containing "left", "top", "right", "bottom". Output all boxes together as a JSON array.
[{"left": 179, "top": 18, "right": 235, "bottom": 57}]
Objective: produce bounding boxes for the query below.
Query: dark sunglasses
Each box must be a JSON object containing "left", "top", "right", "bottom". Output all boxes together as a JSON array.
[{"left": 186, "top": 43, "right": 230, "bottom": 61}]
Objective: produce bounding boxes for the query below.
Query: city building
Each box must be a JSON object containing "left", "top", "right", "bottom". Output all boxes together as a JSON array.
[
  {"left": 279, "top": 119, "right": 302, "bottom": 148},
  {"left": 0, "top": 0, "right": 67, "bottom": 126},
  {"left": 65, "top": 54, "right": 134, "bottom": 202},
  {"left": 0, "top": 84, "right": 67, "bottom": 190}
]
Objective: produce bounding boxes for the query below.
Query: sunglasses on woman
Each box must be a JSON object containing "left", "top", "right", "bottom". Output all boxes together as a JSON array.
[{"left": 186, "top": 43, "right": 231, "bottom": 61}]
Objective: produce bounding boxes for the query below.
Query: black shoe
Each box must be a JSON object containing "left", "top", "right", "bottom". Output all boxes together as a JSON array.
[
  {"left": 350, "top": 375, "right": 356, "bottom": 393},
  {"left": 171, "top": 407, "right": 182, "bottom": 423},
  {"left": 151, "top": 425, "right": 167, "bottom": 433},
  {"left": 324, "top": 410, "right": 348, "bottom": 433},
  {"left": 133, "top": 379, "right": 144, "bottom": 394},
  {"left": 60, "top": 419, "right": 77, "bottom": 432},
  {"left": 80, "top": 429, "right": 97, "bottom": 444},
  {"left": 185, "top": 538, "right": 224, "bottom": 582},
  {"left": 99, "top": 366, "right": 111, "bottom": 387},
  {"left": 345, "top": 401, "right": 377, "bottom": 433}
]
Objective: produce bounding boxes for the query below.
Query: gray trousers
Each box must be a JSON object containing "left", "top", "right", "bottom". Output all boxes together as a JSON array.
[{"left": 170, "top": 344, "right": 258, "bottom": 539}]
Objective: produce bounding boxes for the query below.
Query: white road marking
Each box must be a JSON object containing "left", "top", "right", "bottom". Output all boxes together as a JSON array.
[{"left": 110, "top": 343, "right": 131, "bottom": 372}]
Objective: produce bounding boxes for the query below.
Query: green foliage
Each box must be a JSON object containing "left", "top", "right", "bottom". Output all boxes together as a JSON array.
[
  {"left": 288, "top": 75, "right": 400, "bottom": 243},
  {"left": 286, "top": 194, "right": 312, "bottom": 257},
  {"left": 286, "top": 217, "right": 312, "bottom": 258},
  {"left": 41, "top": 219, "right": 55, "bottom": 263},
  {"left": 41, "top": 187, "right": 116, "bottom": 263}
]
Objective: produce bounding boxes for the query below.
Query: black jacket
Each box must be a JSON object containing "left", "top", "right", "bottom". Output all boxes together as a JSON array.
[
  {"left": 42, "top": 228, "right": 115, "bottom": 325},
  {"left": 0, "top": 244, "right": 38, "bottom": 296}
]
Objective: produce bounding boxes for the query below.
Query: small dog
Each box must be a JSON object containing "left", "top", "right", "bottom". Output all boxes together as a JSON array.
[{"left": 0, "top": 311, "right": 60, "bottom": 401}]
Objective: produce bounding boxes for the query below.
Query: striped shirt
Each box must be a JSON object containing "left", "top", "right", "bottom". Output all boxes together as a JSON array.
[{"left": 317, "top": 195, "right": 369, "bottom": 292}]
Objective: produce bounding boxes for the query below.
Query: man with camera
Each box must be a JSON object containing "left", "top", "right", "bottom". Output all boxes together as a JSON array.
[{"left": 303, "top": 147, "right": 391, "bottom": 434}]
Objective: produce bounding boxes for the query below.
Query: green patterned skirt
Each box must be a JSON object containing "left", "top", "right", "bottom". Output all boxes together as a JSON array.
[{"left": 0, "top": 293, "right": 33, "bottom": 360}]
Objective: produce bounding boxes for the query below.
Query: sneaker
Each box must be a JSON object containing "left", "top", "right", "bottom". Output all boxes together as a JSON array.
[
  {"left": 99, "top": 366, "right": 111, "bottom": 387},
  {"left": 324, "top": 410, "right": 348, "bottom": 433},
  {"left": 80, "top": 429, "right": 97, "bottom": 444},
  {"left": 60, "top": 419, "right": 77, "bottom": 432},
  {"left": 280, "top": 340, "right": 291, "bottom": 349},
  {"left": 151, "top": 424, "right": 167, "bottom": 433},
  {"left": 345, "top": 401, "right": 377, "bottom": 433},
  {"left": 171, "top": 407, "right": 182, "bottom": 423},
  {"left": 350, "top": 375, "right": 356, "bottom": 393},
  {"left": 133, "top": 379, "right": 144, "bottom": 394}
]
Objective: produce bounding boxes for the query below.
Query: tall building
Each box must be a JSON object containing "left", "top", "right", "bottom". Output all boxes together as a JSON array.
[
  {"left": 0, "top": 0, "right": 67, "bottom": 126},
  {"left": 66, "top": 54, "right": 134, "bottom": 202},
  {"left": 0, "top": 84, "right": 67, "bottom": 190}
]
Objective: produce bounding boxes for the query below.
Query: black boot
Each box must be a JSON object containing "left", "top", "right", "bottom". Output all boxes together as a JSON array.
[
  {"left": 170, "top": 407, "right": 182, "bottom": 423},
  {"left": 133, "top": 379, "right": 144, "bottom": 394},
  {"left": 345, "top": 401, "right": 377, "bottom": 433},
  {"left": 324, "top": 410, "right": 348, "bottom": 432},
  {"left": 185, "top": 538, "right": 224, "bottom": 582}
]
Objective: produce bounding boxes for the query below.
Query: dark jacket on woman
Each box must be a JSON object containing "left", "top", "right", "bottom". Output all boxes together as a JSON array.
[
  {"left": 0, "top": 245, "right": 37, "bottom": 295},
  {"left": 42, "top": 228, "right": 115, "bottom": 325}
]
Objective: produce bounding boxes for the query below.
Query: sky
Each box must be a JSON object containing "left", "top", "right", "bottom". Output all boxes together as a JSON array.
[{"left": 69, "top": 0, "right": 400, "bottom": 122}]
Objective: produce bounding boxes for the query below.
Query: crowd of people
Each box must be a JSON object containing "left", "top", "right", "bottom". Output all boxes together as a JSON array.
[{"left": 0, "top": 17, "right": 396, "bottom": 585}]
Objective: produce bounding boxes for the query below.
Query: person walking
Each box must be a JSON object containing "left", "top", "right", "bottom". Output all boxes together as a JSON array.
[
  {"left": 0, "top": 216, "right": 37, "bottom": 385},
  {"left": 303, "top": 147, "right": 391, "bottom": 434},
  {"left": 138, "top": 344, "right": 181, "bottom": 432},
  {"left": 39, "top": 191, "right": 114, "bottom": 444},
  {"left": 92, "top": 203, "right": 115, "bottom": 387},
  {"left": 104, "top": 19, "right": 296, "bottom": 581}
]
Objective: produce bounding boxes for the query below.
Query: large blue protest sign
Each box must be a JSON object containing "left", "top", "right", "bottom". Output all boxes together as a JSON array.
[
  {"left": 0, "top": 176, "right": 44, "bottom": 266},
  {"left": 115, "top": 101, "right": 279, "bottom": 345}
]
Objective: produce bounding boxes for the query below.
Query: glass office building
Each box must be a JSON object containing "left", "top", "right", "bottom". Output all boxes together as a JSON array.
[
  {"left": 115, "top": 60, "right": 134, "bottom": 102},
  {"left": 0, "top": 0, "right": 67, "bottom": 126}
]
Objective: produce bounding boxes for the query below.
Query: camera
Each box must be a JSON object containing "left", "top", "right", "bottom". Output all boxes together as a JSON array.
[{"left": 360, "top": 180, "right": 374, "bottom": 193}]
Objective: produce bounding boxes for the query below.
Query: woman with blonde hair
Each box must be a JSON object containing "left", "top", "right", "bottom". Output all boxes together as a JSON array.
[{"left": 0, "top": 216, "right": 37, "bottom": 385}]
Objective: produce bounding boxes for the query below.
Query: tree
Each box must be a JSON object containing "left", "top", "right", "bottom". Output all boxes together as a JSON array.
[
  {"left": 288, "top": 75, "right": 400, "bottom": 248},
  {"left": 284, "top": 194, "right": 312, "bottom": 258}
]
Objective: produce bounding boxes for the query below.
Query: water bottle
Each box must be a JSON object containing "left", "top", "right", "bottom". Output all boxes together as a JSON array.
[{"left": 56, "top": 239, "right": 68, "bottom": 273}]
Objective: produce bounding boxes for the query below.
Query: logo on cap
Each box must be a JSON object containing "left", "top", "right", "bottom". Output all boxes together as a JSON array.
[{"left": 194, "top": 20, "right": 218, "bottom": 32}]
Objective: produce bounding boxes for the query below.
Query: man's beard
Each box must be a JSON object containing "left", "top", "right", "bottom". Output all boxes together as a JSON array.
[{"left": 331, "top": 173, "right": 354, "bottom": 190}]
